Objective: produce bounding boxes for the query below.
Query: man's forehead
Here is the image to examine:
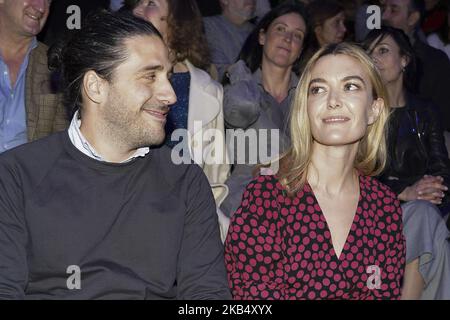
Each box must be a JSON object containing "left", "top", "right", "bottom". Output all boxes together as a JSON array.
[{"left": 121, "top": 35, "right": 171, "bottom": 71}]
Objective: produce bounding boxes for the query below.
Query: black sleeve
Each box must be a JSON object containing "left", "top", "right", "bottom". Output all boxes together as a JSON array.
[
  {"left": 0, "top": 159, "right": 28, "bottom": 299},
  {"left": 176, "top": 166, "right": 231, "bottom": 300},
  {"left": 424, "top": 104, "right": 450, "bottom": 207}
]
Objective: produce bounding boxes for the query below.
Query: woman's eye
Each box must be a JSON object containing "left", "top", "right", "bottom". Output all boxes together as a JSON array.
[
  {"left": 379, "top": 47, "right": 388, "bottom": 54},
  {"left": 344, "top": 83, "right": 359, "bottom": 91},
  {"left": 310, "top": 86, "right": 325, "bottom": 95},
  {"left": 276, "top": 26, "right": 286, "bottom": 32},
  {"left": 147, "top": 0, "right": 156, "bottom": 6},
  {"left": 294, "top": 33, "right": 303, "bottom": 40}
]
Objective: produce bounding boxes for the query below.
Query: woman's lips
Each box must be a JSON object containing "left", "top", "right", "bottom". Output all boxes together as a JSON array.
[
  {"left": 278, "top": 47, "right": 291, "bottom": 54},
  {"left": 322, "top": 116, "right": 350, "bottom": 123}
]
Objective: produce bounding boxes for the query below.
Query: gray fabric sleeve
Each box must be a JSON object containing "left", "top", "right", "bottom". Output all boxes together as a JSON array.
[{"left": 223, "top": 61, "right": 261, "bottom": 129}]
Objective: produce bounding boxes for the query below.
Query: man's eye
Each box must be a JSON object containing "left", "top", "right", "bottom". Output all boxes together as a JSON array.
[
  {"left": 145, "top": 74, "right": 156, "bottom": 81},
  {"left": 344, "top": 83, "right": 359, "bottom": 91},
  {"left": 310, "top": 86, "right": 325, "bottom": 95}
]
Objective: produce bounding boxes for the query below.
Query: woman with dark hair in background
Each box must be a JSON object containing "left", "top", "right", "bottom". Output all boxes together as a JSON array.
[
  {"left": 363, "top": 26, "right": 450, "bottom": 300},
  {"left": 122, "top": 0, "right": 231, "bottom": 241},
  {"left": 302, "top": 0, "right": 347, "bottom": 62},
  {"left": 220, "top": 2, "right": 308, "bottom": 218}
]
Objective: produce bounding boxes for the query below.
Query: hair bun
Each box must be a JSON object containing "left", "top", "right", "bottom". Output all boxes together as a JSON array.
[{"left": 48, "top": 37, "right": 67, "bottom": 72}]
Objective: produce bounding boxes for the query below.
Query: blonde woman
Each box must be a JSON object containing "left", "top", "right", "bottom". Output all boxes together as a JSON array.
[{"left": 224, "top": 43, "right": 406, "bottom": 299}]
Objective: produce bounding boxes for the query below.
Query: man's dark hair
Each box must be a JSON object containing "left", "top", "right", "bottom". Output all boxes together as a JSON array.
[
  {"left": 48, "top": 9, "right": 162, "bottom": 117},
  {"left": 362, "top": 26, "right": 417, "bottom": 92}
]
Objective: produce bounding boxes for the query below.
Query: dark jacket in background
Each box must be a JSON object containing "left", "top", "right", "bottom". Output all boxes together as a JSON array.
[
  {"left": 38, "top": 0, "right": 111, "bottom": 47},
  {"left": 413, "top": 39, "right": 450, "bottom": 131},
  {"left": 379, "top": 93, "right": 450, "bottom": 215}
]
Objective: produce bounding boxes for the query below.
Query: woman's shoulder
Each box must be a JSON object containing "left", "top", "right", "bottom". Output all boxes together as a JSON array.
[
  {"left": 360, "top": 175, "right": 399, "bottom": 203},
  {"left": 245, "top": 174, "right": 284, "bottom": 192}
]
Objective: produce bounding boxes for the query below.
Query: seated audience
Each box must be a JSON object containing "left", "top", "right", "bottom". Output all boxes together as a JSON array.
[
  {"left": 0, "top": 0, "right": 67, "bottom": 154},
  {"left": 203, "top": 0, "right": 257, "bottom": 80},
  {"left": 225, "top": 42, "right": 406, "bottom": 299},
  {"left": 221, "top": 2, "right": 307, "bottom": 217},
  {"left": 302, "top": 0, "right": 347, "bottom": 65},
  {"left": 363, "top": 26, "right": 450, "bottom": 299},
  {"left": 426, "top": 5, "right": 450, "bottom": 60},
  {"left": 382, "top": 0, "right": 450, "bottom": 131}
]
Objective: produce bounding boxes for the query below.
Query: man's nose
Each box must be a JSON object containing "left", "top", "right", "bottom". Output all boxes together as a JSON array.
[{"left": 158, "top": 79, "right": 177, "bottom": 106}]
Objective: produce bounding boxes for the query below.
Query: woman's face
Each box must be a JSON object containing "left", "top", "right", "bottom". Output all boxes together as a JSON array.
[
  {"left": 133, "top": 0, "right": 169, "bottom": 40},
  {"left": 368, "top": 35, "right": 407, "bottom": 85},
  {"left": 315, "top": 11, "right": 347, "bottom": 47},
  {"left": 307, "top": 54, "right": 383, "bottom": 146},
  {"left": 259, "top": 12, "right": 306, "bottom": 69}
]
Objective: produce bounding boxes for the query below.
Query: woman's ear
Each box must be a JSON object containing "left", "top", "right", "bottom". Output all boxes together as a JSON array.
[
  {"left": 368, "top": 97, "right": 384, "bottom": 125},
  {"left": 401, "top": 54, "right": 410, "bottom": 70},
  {"left": 258, "top": 29, "right": 266, "bottom": 46}
]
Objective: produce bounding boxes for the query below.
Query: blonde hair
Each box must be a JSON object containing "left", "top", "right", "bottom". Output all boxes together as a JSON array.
[{"left": 278, "top": 42, "right": 390, "bottom": 194}]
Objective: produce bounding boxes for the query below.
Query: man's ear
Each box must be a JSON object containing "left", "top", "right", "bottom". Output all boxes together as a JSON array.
[
  {"left": 82, "top": 70, "right": 108, "bottom": 105},
  {"left": 368, "top": 97, "right": 384, "bottom": 125},
  {"left": 407, "top": 11, "right": 420, "bottom": 29}
]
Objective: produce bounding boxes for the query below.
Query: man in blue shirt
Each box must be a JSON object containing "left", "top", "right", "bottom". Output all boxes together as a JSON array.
[{"left": 0, "top": 0, "right": 67, "bottom": 153}]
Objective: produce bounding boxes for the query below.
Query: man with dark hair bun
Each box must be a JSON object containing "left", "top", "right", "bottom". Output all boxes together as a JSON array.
[{"left": 0, "top": 10, "right": 231, "bottom": 300}]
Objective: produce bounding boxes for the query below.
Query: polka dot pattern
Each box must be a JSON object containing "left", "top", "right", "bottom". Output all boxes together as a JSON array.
[{"left": 224, "top": 174, "right": 406, "bottom": 300}]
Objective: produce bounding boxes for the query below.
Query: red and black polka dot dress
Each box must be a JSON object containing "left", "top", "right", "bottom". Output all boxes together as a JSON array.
[{"left": 224, "top": 174, "right": 406, "bottom": 300}]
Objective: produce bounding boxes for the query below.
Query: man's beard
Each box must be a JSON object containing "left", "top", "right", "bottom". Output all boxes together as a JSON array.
[{"left": 101, "top": 93, "right": 167, "bottom": 150}]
